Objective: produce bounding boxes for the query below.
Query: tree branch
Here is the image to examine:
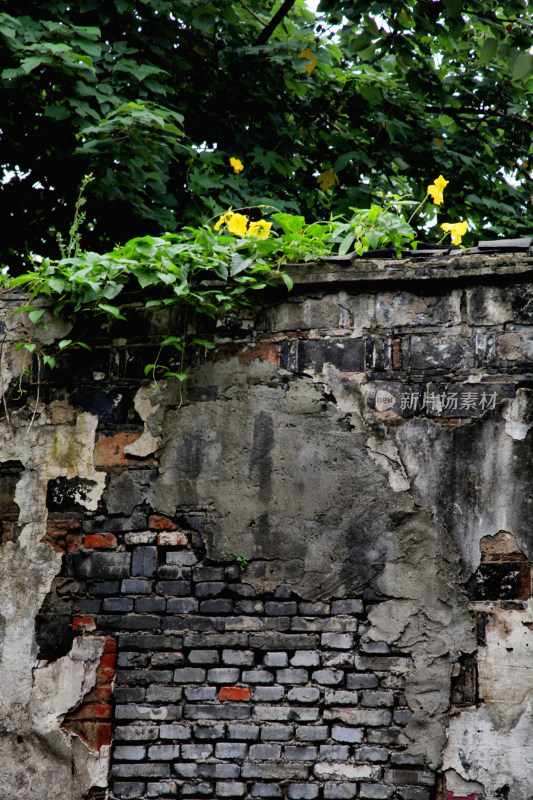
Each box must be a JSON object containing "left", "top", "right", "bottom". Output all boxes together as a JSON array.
[{"left": 255, "top": 0, "right": 296, "bottom": 45}]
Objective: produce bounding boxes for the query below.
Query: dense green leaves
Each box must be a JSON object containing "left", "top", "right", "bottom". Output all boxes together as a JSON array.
[{"left": 1, "top": 0, "right": 533, "bottom": 270}]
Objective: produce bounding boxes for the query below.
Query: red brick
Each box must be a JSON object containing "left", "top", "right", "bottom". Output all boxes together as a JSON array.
[
  {"left": 42, "top": 520, "right": 82, "bottom": 553},
  {"left": 149, "top": 515, "right": 179, "bottom": 531},
  {"left": 96, "top": 668, "right": 116, "bottom": 686},
  {"left": 67, "top": 703, "right": 112, "bottom": 720},
  {"left": 99, "top": 653, "right": 117, "bottom": 669},
  {"left": 83, "top": 685, "right": 113, "bottom": 704},
  {"left": 217, "top": 342, "right": 280, "bottom": 366},
  {"left": 218, "top": 686, "right": 251, "bottom": 702},
  {"left": 63, "top": 721, "right": 112, "bottom": 751},
  {"left": 94, "top": 431, "right": 156, "bottom": 470},
  {"left": 84, "top": 533, "right": 118, "bottom": 550},
  {"left": 103, "top": 636, "right": 117, "bottom": 653},
  {"left": 157, "top": 531, "right": 188, "bottom": 546},
  {"left": 72, "top": 616, "right": 96, "bottom": 632},
  {"left": 392, "top": 338, "right": 401, "bottom": 370}
]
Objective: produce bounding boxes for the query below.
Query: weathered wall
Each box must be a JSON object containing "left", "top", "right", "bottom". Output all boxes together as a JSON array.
[{"left": 0, "top": 251, "right": 531, "bottom": 800}]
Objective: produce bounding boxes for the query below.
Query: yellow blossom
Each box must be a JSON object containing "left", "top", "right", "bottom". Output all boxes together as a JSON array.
[
  {"left": 247, "top": 220, "right": 272, "bottom": 239},
  {"left": 226, "top": 213, "right": 248, "bottom": 238},
  {"left": 214, "top": 211, "right": 233, "bottom": 231},
  {"left": 427, "top": 174, "right": 449, "bottom": 205},
  {"left": 298, "top": 48, "right": 318, "bottom": 74},
  {"left": 230, "top": 157, "right": 244, "bottom": 174},
  {"left": 440, "top": 221, "right": 468, "bottom": 245},
  {"left": 317, "top": 168, "right": 339, "bottom": 191}
]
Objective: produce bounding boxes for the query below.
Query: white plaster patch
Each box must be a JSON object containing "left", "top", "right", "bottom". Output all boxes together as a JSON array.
[
  {"left": 366, "top": 434, "right": 410, "bottom": 492},
  {"left": 124, "top": 383, "right": 161, "bottom": 457},
  {"left": 503, "top": 388, "right": 533, "bottom": 441}
]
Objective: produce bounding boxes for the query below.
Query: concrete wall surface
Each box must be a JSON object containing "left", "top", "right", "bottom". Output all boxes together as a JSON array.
[{"left": 0, "top": 250, "right": 531, "bottom": 800}]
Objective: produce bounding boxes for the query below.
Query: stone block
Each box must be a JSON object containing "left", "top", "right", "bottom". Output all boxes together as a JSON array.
[
  {"left": 147, "top": 744, "right": 180, "bottom": 760},
  {"left": 331, "top": 725, "right": 363, "bottom": 744},
  {"left": 312, "top": 669, "right": 344, "bottom": 685},
  {"left": 287, "top": 784, "right": 319, "bottom": 799},
  {"left": 295, "top": 726, "right": 328, "bottom": 742},
  {"left": 228, "top": 724, "right": 260, "bottom": 740},
  {"left": 215, "top": 743, "right": 248, "bottom": 759},
  {"left": 323, "top": 783, "right": 357, "bottom": 799},
  {"left": 276, "top": 668, "right": 308, "bottom": 685},
  {"left": 216, "top": 782, "right": 247, "bottom": 797},
  {"left": 287, "top": 687, "right": 320, "bottom": 703},
  {"left": 181, "top": 743, "right": 213, "bottom": 760},
  {"left": 284, "top": 745, "right": 318, "bottom": 760},
  {"left": 291, "top": 651, "right": 320, "bottom": 667}
]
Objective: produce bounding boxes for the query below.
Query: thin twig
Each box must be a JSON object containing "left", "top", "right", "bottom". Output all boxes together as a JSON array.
[
  {"left": 0, "top": 323, "right": 19, "bottom": 442},
  {"left": 27, "top": 352, "right": 41, "bottom": 433},
  {"left": 255, "top": 0, "right": 296, "bottom": 45},
  {"left": 236, "top": 0, "right": 264, "bottom": 24}
]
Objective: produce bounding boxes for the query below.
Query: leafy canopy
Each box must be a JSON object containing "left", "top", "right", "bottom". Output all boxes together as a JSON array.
[{"left": 1, "top": 0, "right": 532, "bottom": 268}]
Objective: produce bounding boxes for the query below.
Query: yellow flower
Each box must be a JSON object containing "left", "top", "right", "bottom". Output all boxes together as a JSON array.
[
  {"left": 226, "top": 213, "right": 248, "bottom": 238},
  {"left": 440, "top": 221, "right": 468, "bottom": 245},
  {"left": 427, "top": 174, "right": 449, "bottom": 205},
  {"left": 247, "top": 220, "right": 272, "bottom": 239},
  {"left": 214, "top": 211, "right": 232, "bottom": 231},
  {"left": 230, "top": 157, "right": 244, "bottom": 174},
  {"left": 298, "top": 48, "right": 318, "bottom": 74},
  {"left": 317, "top": 168, "right": 339, "bottom": 191}
]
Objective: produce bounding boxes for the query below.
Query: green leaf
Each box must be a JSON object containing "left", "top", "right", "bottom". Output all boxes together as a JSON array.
[
  {"left": 193, "top": 338, "right": 215, "bottom": 349},
  {"left": 28, "top": 309, "right": 45, "bottom": 324},
  {"left": 58, "top": 339, "right": 72, "bottom": 349},
  {"left": 97, "top": 302, "right": 125, "bottom": 319},
  {"left": 512, "top": 51, "right": 533, "bottom": 82},
  {"left": 281, "top": 272, "right": 293, "bottom": 291}
]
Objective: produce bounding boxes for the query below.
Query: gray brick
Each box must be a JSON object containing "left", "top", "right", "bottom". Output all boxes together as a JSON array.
[
  {"left": 249, "top": 744, "right": 282, "bottom": 760},
  {"left": 260, "top": 724, "right": 293, "bottom": 741},
  {"left": 115, "top": 725, "right": 158, "bottom": 741},
  {"left": 331, "top": 599, "right": 363, "bottom": 614},
  {"left": 181, "top": 782, "right": 212, "bottom": 795},
  {"left": 104, "top": 597, "right": 133, "bottom": 612},
  {"left": 324, "top": 708, "right": 392, "bottom": 727},
  {"left": 324, "top": 690, "right": 359, "bottom": 705},
  {"left": 236, "top": 599, "right": 264, "bottom": 614},
  {"left": 361, "top": 691, "right": 394, "bottom": 707},
  {"left": 284, "top": 745, "right": 318, "bottom": 760},
  {"left": 215, "top": 742, "right": 248, "bottom": 759},
  {"left": 228, "top": 583, "right": 256, "bottom": 597},
  {"left": 113, "top": 783, "right": 145, "bottom": 799},
  {"left": 121, "top": 578, "right": 151, "bottom": 594},
  {"left": 132, "top": 546, "right": 157, "bottom": 577},
  {"left": 264, "top": 601, "right": 297, "bottom": 615},
  {"left": 383, "top": 769, "right": 434, "bottom": 787},
  {"left": 172, "top": 763, "right": 198, "bottom": 778},
  {"left": 347, "top": 673, "right": 378, "bottom": 689},
  {"left": 276, "top": 668, "right": 308, "bottom": 685},
  {"left": 242, "top": 669, "right": 274, "bottom": 684},
  {"left": 207, "top": 667, "right": 240, "bottom": 683},
  {"left": 295, "top": 726, "right": 328, "bottom": 742},
  {"left": 353, "top": 655, "right": 411, "bottom": 672},
  {"left": 111, "top": 764, "right": 170, "bottom": 778},
  {"left": 251, "top": 783, "right": 282, "bottom": 797},
  {"left": 228, "top": 724, "right": 260, "bottom": 740},
  {"left": 253, "top": 686, "right": 285, "bottom": 702},
  {"left": 159, "top": 724, "right": 191, "bottom": 740},
  {"left": 66, "top": 551, "right": 131, "bottom": 579},
  {"left": 395, "top": 789, "right": 431, "bottom": 800},
  {"left": 98, "top": 613, "right": 160, "bottom": 631},
  {"left": 355, "top": 746, "right": 389, "bottom": 763},
  {"left": 161, "top": 582, "right": 192, "bottom": 598},
  {"left": 241, "top": 764, "right": 309, "bottom": 780},
  {"left": 253, "top": 706, "right": 319, "bottom": 722},
  {"left": 146, "top": 686, "right": 182, "bottom": 703},
  {"left": 291, "top": 651, "right": 320, "bottom": 667},
  {"left": 216, "top": 782, "right": 247, "bottom": 797},
  {"left": 115, "top": 704, "right": 181, "bottom": 721},
  {"left": 312, "top": 669, "right": 344, "bottom": 685},
  {"left": 195, "top": 581, "right": 225, "bottom": 597},
  {"left": 199, "top": 764, "right": 240, "bottom": 779},
  {"left": 119, "top": 634, "right": 182, "bottom": 650},
  {"left": 360, "top": 641, "right": 390, "bottom": 654},
  {"left": 263, "top": 652, "right": 288, "bottom": 667},
  {"left": 321, "top": 651, "right": 353, "bottom": 668},
  {"left": 287, "top": 687, "right": 320, "bottom": 703},
  {"left": 114, "top": 745, "right": 146, "bottom": 761},
  {"left": 166, "top": 551, "right": 198, "bottom": 566},
  {"left": 249, "top": 633, "right": 319, "bottom": 650},
  {"left": 200, "top": 598, "right": 233, "bottom": 613},
  {"left": 298, "top": 602, "right": 328, "bottom": 615},
  {"left": 185, "top": 704, "right": 250, "bottom": 720},
  {"left": 93, "top": 580, "right": 120, "bottom": 595},
  {"left": 117, "top": 651, "right": 151, "bottom": 669},
  {"left": 222, "top": 649, "right": 254, "bottom": 666},
  {"left": 288, "top": 784, "right": 319, "bottom": 799},
  {"left": 331, "top": 725, "right": 363, "bottom": 743},
  {"left": 193, "top": 565, "right": 225, "bottom": 581},
  {"left": 166, "top": 598, "right": 198, "bottom": 613},
  {"left": 173, "top": 667, "right": 205, "bottom": 683},
  {"left": 323, "top": 783, "right": 357, "bottom": 799},
  {"left": 116, "top": 669, "right": 172, "bottom": 686},
  {"left": 321, "top": 633, "right": 353, "bottom": 649},
  {"left": 146, "top": 782, "right": 178, "bottom": 798},
  {"left": 184, "top": 685, "right": 217, "bottom": 700},
  {"left": 393, "top": 709, "right": 413, "bottom": 725},
  {"left": 319, "top": 744, "right": 350, "bottom": 760},
  {"left": 125, "top": 532, "right": 156, "bottom": 545},
  {"left": 135, "top": 597, "right": 166, "bottom": 613},
  {"left": 181, "top": 743, "right": 213, "bottom": 760},
  {"left": 367, "top": 728, "right": 403, "bottom": 746},
  {"left": 193, "top": 723, "right": 225, "bottom": 739},
  {"left": 147, "top": 744, "right": 180, "bottom": 760},
  {"left": 188, "top": 649, "right": 219, "bottom": 664},
  {"left": 390, "top": 754, "right": 426, "bottom": 768}
]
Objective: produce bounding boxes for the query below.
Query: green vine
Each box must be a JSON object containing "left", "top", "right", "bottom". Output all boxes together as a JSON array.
[{"left": 0, "top": 173, "right": 467, "bottom": 392}]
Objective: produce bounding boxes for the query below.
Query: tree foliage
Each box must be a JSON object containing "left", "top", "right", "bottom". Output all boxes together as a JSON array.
[{"left": 1, "top": 0, "right": 532, "bottom": 268}]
